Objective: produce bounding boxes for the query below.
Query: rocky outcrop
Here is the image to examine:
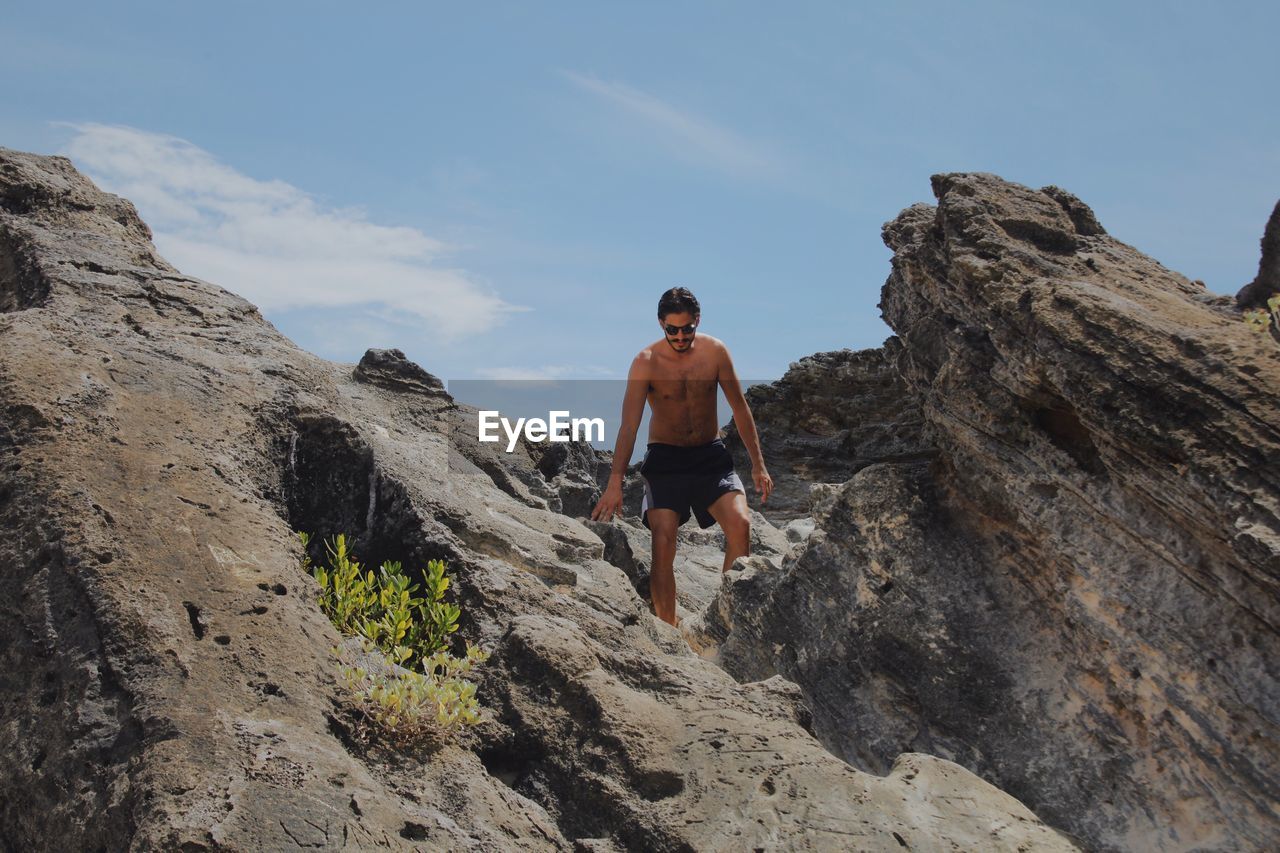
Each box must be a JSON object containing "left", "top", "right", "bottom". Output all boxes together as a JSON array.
[
  {"left": 715, "top": 174, "right": 1280, "bottom": 851},
  {"left": 354, "top": 347, "right": 449, "bottom": 397},
  {"left": 1236, "top": 199, "right": 1280, "bottom": 311},
  {"left": 723, "top": 347, "right": 932, "bottom": 522},
  {"left": 0, "top": 150, "right": 1077, "bottom": 850}
]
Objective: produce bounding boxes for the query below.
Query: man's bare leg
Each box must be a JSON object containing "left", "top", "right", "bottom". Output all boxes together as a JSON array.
[
  {"left": 647, "top": 508, "right": 681, "bottom": 625},
  {"left": 707, "top": 491, "right": 751, "bottom": 573}
]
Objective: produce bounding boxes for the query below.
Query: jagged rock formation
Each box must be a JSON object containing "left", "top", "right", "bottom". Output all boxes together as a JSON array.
[
  {"left": 712, "top": 175, "right": 1280, "bottom": 851},
  {"left": 0, "top": 151, "right": 1078, "bottom": 850},
  {"left": 722, "top": 348, "right": 931, "bottom": 522},
  {"left": 1236, "top": 199, "right": 1280, "bottom": 311}
]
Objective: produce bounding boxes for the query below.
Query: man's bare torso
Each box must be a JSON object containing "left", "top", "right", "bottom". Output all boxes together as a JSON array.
[{"left": 638, "top": 334, "right": 724, "bottom": 446}]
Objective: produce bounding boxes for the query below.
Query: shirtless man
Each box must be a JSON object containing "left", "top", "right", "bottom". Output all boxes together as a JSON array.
[{"left": 590, "top": 287, "right": 773, "bottom": 627}]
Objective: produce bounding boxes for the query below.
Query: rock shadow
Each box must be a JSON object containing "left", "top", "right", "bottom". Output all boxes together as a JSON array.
[
  {"left": 0, "top": 227, "right": 50, "bottom": 312},
  {"left": 272, "top": 411, "right": 462, "bottom": 604}
]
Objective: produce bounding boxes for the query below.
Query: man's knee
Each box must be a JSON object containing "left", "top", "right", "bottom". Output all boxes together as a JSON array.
[
  {"left": 722, "top": 507, "right": 750, "bottom": 544},
  {"left": 647, "top": 512, "right": 680, "bottom": 546},
  {"left": 652, "top": 529, "right": 677, "bottom": 552}
]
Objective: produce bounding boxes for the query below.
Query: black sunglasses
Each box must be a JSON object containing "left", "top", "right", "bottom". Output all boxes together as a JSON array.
[{"left": 664, "top": 322, "right": 698, "bottom": 336}]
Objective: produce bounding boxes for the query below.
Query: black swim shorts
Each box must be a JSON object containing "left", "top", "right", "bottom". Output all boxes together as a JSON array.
[{"left": 639, "top": 438, "right": 745, "bottom": 530}]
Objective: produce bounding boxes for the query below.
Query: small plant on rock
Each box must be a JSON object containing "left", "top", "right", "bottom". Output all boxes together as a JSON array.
[
  {"left": 299, "top": 531, "right": 487, "bottom": 747},
  {"left": 338, "top": 645, "right": 488, "bottom": 748},
  {"left": 1242, "top": 293, "right": 1280, "bottom": 338}
]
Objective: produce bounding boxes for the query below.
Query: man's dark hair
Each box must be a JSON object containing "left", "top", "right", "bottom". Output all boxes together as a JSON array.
[{"left": 657, "top": 287, "right": 700, "bottom": 319}]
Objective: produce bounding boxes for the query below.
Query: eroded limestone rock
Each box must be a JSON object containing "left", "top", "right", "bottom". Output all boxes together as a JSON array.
[
  {"left": 716, "top": 173, "right": 1280, "bottom": 851},
  {"left": 0, "top": 149, "right": 1078, "bottom": 850}
]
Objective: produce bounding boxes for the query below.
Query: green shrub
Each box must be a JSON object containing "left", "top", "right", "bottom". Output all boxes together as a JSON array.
[
  {"left": 305, "top": 532, "right": 461, "bottom": 668},
  {"left": 338, "top": 645, "right": 488, "bottom": 748},
  {"left": 1243, "top": 293, "right": 1280, "bottom": 337},
  {"left": 300, "top": 531, "right": 488, "bottom": 747}
]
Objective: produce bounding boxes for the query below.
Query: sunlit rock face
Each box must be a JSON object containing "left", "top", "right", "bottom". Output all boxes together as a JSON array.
[
  {"left": 0, "top": 149, "right": 1080, "bottom": 850},
  {"left": 716, "top": 173, "right": 1280, "bottom": 851}
]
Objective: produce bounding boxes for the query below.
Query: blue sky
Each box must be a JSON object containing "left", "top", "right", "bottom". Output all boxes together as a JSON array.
[{"left": 3, "top": 1, "right": 1277, "bottom": 384}]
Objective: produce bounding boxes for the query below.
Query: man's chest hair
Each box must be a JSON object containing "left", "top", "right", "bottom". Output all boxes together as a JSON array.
[
  {"left": 649, "top": 376, "right": 718, "bottom": 403},
  {"left": 649, "top": 349, "right": 720, "bottom": 383}
]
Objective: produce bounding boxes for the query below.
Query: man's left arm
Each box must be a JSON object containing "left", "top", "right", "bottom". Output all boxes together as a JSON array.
[{"left": 717, "top": 343, "right": 773, "bottom": 504}]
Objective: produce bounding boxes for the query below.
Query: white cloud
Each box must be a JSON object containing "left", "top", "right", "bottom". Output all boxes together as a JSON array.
[
  {"left": 563, "top": 72, "right": 775, "bottom": 178},
  {"left": 61, "top": 123, "right": 520, "bottom": 340}
]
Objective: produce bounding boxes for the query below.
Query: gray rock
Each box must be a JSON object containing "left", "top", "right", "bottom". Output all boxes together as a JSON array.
[
  {"left": 354, "top": 347, "right": 448, "bottom": 396},
  {"left": 1235, "top": 198, "right": 1280, "bottom": 313},
  {"left": 782, "top": 516, "right": 815, "bottom": 544},
  {"left": 0, "top": 149, "right": 1077, "bottom": 850},
  {"left": 723, "top": 347, "right": 934, "bottom": 522},
  {"left": 721, "top": 173, "right": 1280, "bottom": 851},
  {"left": 444, "top": 400, "right": 609, "bottom": 518}
]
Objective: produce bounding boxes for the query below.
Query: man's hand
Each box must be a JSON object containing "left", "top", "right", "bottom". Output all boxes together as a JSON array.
[
  {"left": 752, "top": 464, "right": 774, "bottom": 504},
  {"left": 591, "top": 483, "right": 624, "bottom": 522}
]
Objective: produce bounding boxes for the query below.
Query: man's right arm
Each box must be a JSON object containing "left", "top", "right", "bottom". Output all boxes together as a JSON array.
[{"left": 591, "top": 354, "right": 649, "bottom": 521}]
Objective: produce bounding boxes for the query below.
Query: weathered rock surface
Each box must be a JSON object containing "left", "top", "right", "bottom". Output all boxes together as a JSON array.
[
  {"left": 0, "top": 150, "right": 1078, "bottom": 850},
  {"left": 1236, "top": 199, "right": 1280, "bottom": 312},
  {"left": 714, "top": 174, "right": 1280, "bottom": 851},
  {"left": 723, "top": 347, "right": 932, "bottom": 522}
]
